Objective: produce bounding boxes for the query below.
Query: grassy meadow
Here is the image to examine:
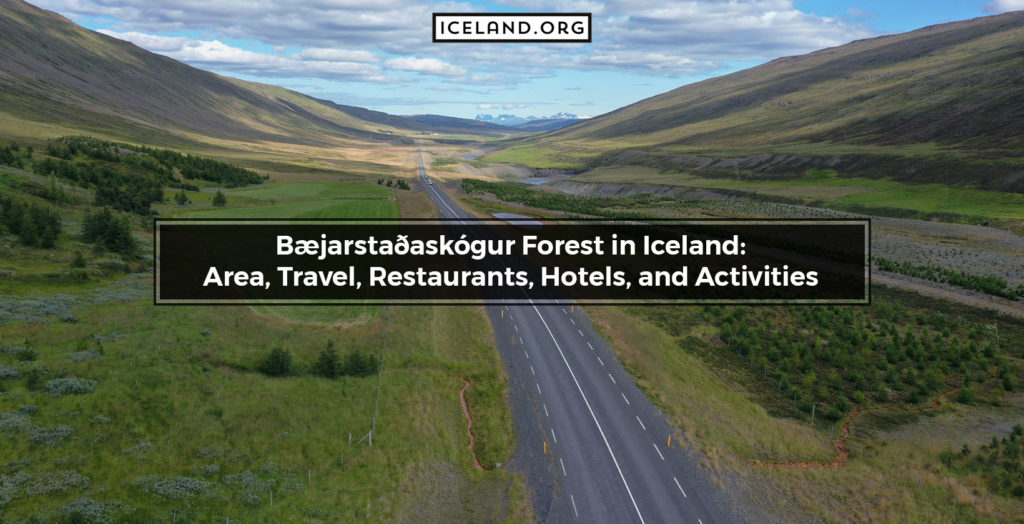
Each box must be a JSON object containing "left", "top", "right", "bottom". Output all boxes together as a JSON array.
[{"left": 0, "top": 137, "right": 531, "bottom": 522}]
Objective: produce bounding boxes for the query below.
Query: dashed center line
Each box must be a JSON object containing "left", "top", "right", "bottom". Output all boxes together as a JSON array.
[
  {"left": 621, "top": 392, "right": 630, "bottom": 405},
  {"left": 577, "top": 329, "right": 584, "bottom": 337},
  {"left": 530, "top": 365, "right": 535, "bottom": 376},
  {"left": 597, "top": 356, "right": 604, "bottom": 366},
  {"left": 571, "top": 494, "right": 579, "bottom": 518},
  {"left": 636, "top": 416, "right": 646, "bottom": 431},
  {"left": 514, "top": 324, "right": 519, "bottom": 332},
  {"left": 519, "top": 337, "right": 524, "bottom": 345},
  {"left": 551, "top": 428, "right": 558, "bottom": 443},
  {"left": 524, "top": 349, "right": 529, "bottom": 359},
  {"left": 536, "top": 383, "right": 542, "bottom": 395},
  {"left": 652, "top": 442, "right": 665, "bottom": 461},
  {"left": 673, "top": 477, "right": 687, "bottom": 498},
  {"left": 560, "top": 457, "right": 568, "bottom": 476},
  {"left": 570, "top": 318, "right": 576, "bottom": 325},
  {"left": 543, "top": 404, "right": 549, "bottom": 417},
  {"left": 608, "top": 373, "right": 616, "bottom": 384},
  {"left": 529, "top": 304, "right": 645, "bottom": 523},
  {"left": 587, "top": 342, "right": 594, "bottom": 351}
]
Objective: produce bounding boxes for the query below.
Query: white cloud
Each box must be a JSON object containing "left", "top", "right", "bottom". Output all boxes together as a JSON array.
[
  {"left": 296, "top": 48, "right": 380, "bottom": 63},
  {"left": 51, "top": 0, "right": 877, "bottom": 81},
  {"left": 384, "top": 56, "right": 467, "bottom": 76},
  {"left": 984, "top": 0, "right": 1024, "bottom": 12},
  {"left": 98, "top": 30, "right": 394, "bottom": 82},
  {"left": 477, "top": 103, "right": 494, "bottom": 109}
]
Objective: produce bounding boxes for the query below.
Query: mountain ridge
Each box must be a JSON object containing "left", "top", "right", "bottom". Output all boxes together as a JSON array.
[
  {"left": 494, "top": 11, "right": 1024, "bottom": 191},
  {"left": 0, "top": 0, "right": 502, "bottom": 146}
]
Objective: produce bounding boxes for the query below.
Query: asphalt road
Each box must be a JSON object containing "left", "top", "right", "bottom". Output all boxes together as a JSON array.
[{"left": 416, "top": 142, "right": 733, "bottom": 523}]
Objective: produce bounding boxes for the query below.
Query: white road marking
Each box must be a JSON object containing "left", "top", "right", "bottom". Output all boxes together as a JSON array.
[
  {"left": 608, "top": 373, "right": 616, "bottom": 384},
  {"left": 530, "top": 304, "right": 646, "bottom": 524},
  {"left": 570, "top": 318, "right": 576, "bottom": 325},
  {"left": 571, "top": 494, "right": 579, "bottom": 518},
  {"left": 562, "top": 308, "right": 567, "bottom": 314},
  {"left": 530, "top": 365, "right": 535, "bottom": 375},
  {"left": 578, "top": 329, "right": 584, "bottom": 337},
  {"left": 524, "top": 349, "right": 529, "bottom": 359},
  {"left": 543, "top": 404, "right": 549, "bottom": 417},
  {"left": 597, "top": 356, "right": 604, "bottom": 366},
  {"left": 699, "top": 519, "right": 704, "bottom": 524},
  {"left": 621, "top": 393, "right": 630, "bottom": 405},
  {"left": 420, "top": 155, "right": 645, "bottom": 523},
  {"left": 673, "top": 477, "right": 687, "bottom": 498},
  {"left": 560, "top": 457, "right": 568, "bottom": 476},
  {"left": 652, "top": 443, "right": 665, "bottom": 461},
  {"left": 587, "top": 342, "right": 593, "bottom": 351},
  {"left": 514, "top": 324, "right": 519, "bottom": 332},
  {"left": 636, "top": 416, "right": 647, "bottom": 431},
  {"left": 551, "top": 428, "right": 557, "bottom": 443},
  {"left": 519, "top": 337, "right": 524, "bottom": 345},
  {"left": 536, "top": 383, "right": 542, "bottom": 395}
]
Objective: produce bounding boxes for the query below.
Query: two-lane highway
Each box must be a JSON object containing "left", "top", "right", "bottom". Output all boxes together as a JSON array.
[{"left": 415, "top": 141, "right": 735, "bottom": 523}]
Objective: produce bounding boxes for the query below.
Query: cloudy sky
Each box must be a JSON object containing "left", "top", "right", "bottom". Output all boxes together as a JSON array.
[{"left": 33, "top": 0, "right": 1024, "bottom": 119}]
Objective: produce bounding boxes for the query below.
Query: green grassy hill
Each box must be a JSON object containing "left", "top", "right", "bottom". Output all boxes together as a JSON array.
[
  {"left": 491, "top": 11, "right": 1024, "bottom": 191},
  {"left": 0, "top": 0, "right": 504, "bottom": 146}
]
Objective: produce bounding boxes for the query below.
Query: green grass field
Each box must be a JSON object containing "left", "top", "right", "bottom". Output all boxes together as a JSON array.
[
  {"left": 0, "top": 292, "right": 526, "bottom": 522},
  {"left": 0, "top": 161, "right": 530, "bottom": 521},
  {"left": 159, "top": 182, "right": 398, "bottom": 220},
  {"left": 178, "top": 198, "right": 397, "bottom": 219}
]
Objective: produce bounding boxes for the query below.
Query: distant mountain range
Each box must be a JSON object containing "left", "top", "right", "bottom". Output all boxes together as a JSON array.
[
  {"left": 0, "top": 0, "right": 511, "bottom": 147},
  {"left": 476, "top": 112, "right": 587, "bottom": 131}
]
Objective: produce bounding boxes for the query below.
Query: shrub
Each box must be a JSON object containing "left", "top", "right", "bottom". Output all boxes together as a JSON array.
[
  {"left": 23, "top": 368, "right": 46, "bottom": 391},
  {"left": 258, "top": 348, "right": 292, "bottom": 377},
  {"left": 193, "top": 464, "right": 220, "bottom": 477},
  {"left": 0, "top": 364, "right": 20, "bottom": 380},
  {"left": 58, "top": 498, "right": 131, "bottom": 524},
  {"left": 45, "top": 377, "right": 98, "bottom": 396},
  {"left": 341, "top": 350, "right": 378, "bottom": 377},
  {"left": 29, "top": 424, "right": 73, "bottom": 446},
  {"left": 70, "top": 251, "right": 87, "bottom": 268},
  {"left": 132, "top": 475, "right": 215, "bottom": 499},
  {"left": 212, "top": 190, "right": 227, "bottom": 206},
  {"left": 15, "top": 346, "right": 38, "bottom": 361},
  {"left": 0, "top": 412, "right": 33, "bottom": 433},
  {"left": 121, "top": 441, "right": 154, "bottom": 457},
  {"left": 68, "top": 350, "right": 102, "bottom": 363},
  {"left": 24, "top": 469, "right": 88, "bottom": 494}
]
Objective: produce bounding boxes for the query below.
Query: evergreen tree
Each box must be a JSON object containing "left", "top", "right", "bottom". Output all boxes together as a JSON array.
[
  {"left": 212, "top": 190, "right": 227, "bottom": 207},
  {"left": 258, "top": 348, "right": 292, "bottom": 377},
  {"left": 315, "top": 344, "right": 341, "bottom": 378},
  {"left": 19, "top": 209, "right": 39, "bottom": 246}
]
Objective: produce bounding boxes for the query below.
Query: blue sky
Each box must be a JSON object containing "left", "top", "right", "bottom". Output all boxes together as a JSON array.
[{"left": 32, "top": 0, "right": 1024, "bottom": 119}]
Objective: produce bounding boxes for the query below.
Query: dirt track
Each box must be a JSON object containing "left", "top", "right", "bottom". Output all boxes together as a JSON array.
[{"left": 873, "top": 271, "right": 1024, "bottom": 319}]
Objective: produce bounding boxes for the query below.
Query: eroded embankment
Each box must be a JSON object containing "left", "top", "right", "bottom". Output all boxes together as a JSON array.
[
  {"left": 460, "top": 378, "right": 484, "bottom": 470},
  {"left": 747, "top": 388, "right": 960, "bottom": 469}
]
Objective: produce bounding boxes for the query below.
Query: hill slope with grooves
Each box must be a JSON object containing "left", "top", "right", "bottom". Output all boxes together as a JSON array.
[
  {"left": 0, "top": 0, "right": 503, "bottom": 146},
  {"left": 493, "top": 11, "right": 1024, "bottom": 191}
]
